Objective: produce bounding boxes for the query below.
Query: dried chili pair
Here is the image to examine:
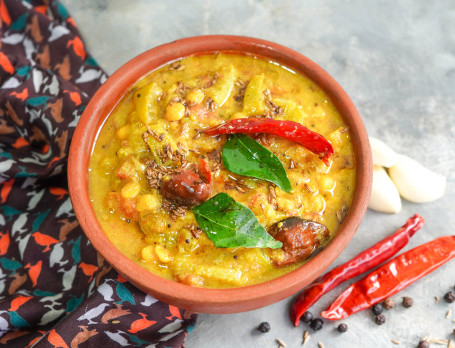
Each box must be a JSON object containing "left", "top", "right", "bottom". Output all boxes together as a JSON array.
[
  {"left": 321, "top": 235, "right": 455, "bottom": 319},
  {"left": 291, "top": 214, "right": 424, "bottom": 326},
  {"left": 204, "top": 118, "right": 334, "bottom": 165}
]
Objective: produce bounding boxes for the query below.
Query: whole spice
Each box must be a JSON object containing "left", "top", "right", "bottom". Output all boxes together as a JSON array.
[
  {"left": 204, "top": 118, "right": 334, "bottom": 165},
  {"left": 310, "top": 318, "right": 324, "bottom": 331},
  {"left": 321, "top": 235, "right": 455, "bottom": 320},
  {"left": 337, "top": 323, "right": 348, "bottom": 333},
  {"left": 372, "top": 303, "right": 383, "bottom": 315},
  {"left": 257, "top": 322, "right": 270, "bottom": 333},
  {"left": 444, "top": 292, "right": 455, "bottom": 303},
  {"left": 301, "top": 311, "right": 313, "bottom": 323},
  {"left": 402, "top": 297, "right": 414, "bottom": 308},
  {"left": 302, "top": 330, "right": 310, "bottom": 345},
  {"left": 375, "top": 314, "right": 386, "bottom": 325},
  {"left": 276, "top": 338, "right": 286, "bottom": 347},
  {"left": 417, "top": 341, "right": 429, "bottom": 348},
  {"left": 291, "top": 215, "right": 424, "bottom": 325},
  {"left": 383, "top": 298, "right": 395, "bottom": 310}
]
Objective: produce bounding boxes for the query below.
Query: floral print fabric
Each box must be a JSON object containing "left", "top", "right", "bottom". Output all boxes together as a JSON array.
[{"left": 0, "top": 0, "right": 197, "bottom": 346}]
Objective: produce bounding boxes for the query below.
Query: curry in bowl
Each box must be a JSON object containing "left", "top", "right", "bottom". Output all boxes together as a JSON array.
[{"left": 88, "top": 53, "right": 355, "bottom": 289}]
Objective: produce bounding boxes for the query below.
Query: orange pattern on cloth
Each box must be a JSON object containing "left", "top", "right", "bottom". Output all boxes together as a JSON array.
[{"left": 0, "top": 1, "right": 196, "bottom": 347}]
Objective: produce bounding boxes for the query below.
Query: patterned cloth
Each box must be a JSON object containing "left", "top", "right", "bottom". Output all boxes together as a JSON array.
[{"left": 0, "top": 0, "right": 197, "bottom": 346}]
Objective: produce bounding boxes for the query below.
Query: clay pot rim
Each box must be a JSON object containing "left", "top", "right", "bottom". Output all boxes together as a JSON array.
[{"left": 68, "top": 35, "right": 372, "bottom": 314}]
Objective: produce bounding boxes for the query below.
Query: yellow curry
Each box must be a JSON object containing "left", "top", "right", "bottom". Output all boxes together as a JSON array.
[{"left": 89, "top": 53, "right": 355, "bottom": 288}]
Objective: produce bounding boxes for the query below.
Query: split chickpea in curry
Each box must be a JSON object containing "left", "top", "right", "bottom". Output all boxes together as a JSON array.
[{"left": 89, "top": 53, "right": 356, "bottom": 288}]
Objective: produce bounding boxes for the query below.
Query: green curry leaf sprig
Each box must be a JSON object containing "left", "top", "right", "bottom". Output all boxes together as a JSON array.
[
  {"left": 222, "top": 134, "right": 292, "bottom": 193},
  {"left": 192, "top": 193, "right": 282, "bottom": 249}
]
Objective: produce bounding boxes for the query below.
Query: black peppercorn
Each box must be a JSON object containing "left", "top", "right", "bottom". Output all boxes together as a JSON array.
[
  {"left": 444, "top": 291, "right": 455, "bottom": 303},
  {"left": 257, "top": 322, "right": 270, "bottom": 333},
  {"left": 337, "top": 323, "right": 348, "bottom": 333},
  {"left": 310, "top": 318, "right": 323, "bottom": 331},
  {"left": 126, "top": 219, "right": 130, "bottom": 223},
  {"left": 417, "top": 341, "right": 429, "bottom": 348},
  {"left": 302, "top": 311, "right": 313, "bottom": 323},
  {"left": 375, "top": 314, "right": 386, "bottom": 325},
  {"left": 185, "top": 239, "right": 190, "bottom": 243},
  {"left": 383, "top": 298, "right": 395, "bottom": 310},
  {"left": 372, "top": 303, "right": 383, "bottom": 315},
  {"left": 233, "top": 255, "right": 238, "bottom": 259},
  {"left": 402, "top": 296, "right": 414, "bottom": 308}
]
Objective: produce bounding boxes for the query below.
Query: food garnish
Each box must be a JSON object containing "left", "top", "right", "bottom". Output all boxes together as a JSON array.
[
  {"left": 374, "top": 315, "right": 386, "bottom": 325},
  {"left": 371, "top": 303, "right": 383, "bottom": 315},
  {"left": 368, "top": 136, "right": 446, "bottom": 214},
  {"left": 418, "top": 341, "right": 429, "bottom": 348},
  {"left": 257, "top": 322, "right": 271, "bottom": 333},
  {"left": 383, "top": 298, "right": 395, "bottom": 309},
  {"left": 368, "top": 165, "right": 401, "bottom": 214},
  {"left": 160, "top": 169, "right": 211, "bottom": 206},
  {"left": 369, "top": 136, "right": 398, "bottom": 168},
  {"left": 268, "top": 217, "right": 327, "bottom": 266},
  {"left": 402, "top": 296, "right": 414, "bottom": 308},
  {"left": 222, "top": 134, "right": 292, "bottom": 192},
  {"left": 192, "top": 193, "right": 282, "bottom": 249},
  {"left": 309, "top": 318, "right": 323, "bottom": 331},
  {"left": 291, "top": 214, "right": 424, "bottom": 326},
  {"left": 389, "top": 154, "right": 446, "bottom": 203},
  {"left": 337, "top": 323, "right": 348, "bottom": 333},
  {"left": 205, "top": 118, "right": 334, "bottom": 165},
  {"left": 321, "top": 235, "right": 455, "bottom": 320},
  {"left": 301, "top": 311, "right": 313, "bottom": 323},
  {"left": 444, "top": 291, "right": 455, "bottom": 303}
]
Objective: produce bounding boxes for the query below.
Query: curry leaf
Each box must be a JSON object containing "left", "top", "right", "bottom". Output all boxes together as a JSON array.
[
  {"left": 192, "top": 193, "right": 282, "bottom": 249},
  {"left": 222, "top": 134, "right": 292, "bottom": 193}
]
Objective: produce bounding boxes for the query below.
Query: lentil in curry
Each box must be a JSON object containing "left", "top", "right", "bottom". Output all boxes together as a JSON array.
[{"left": 89, "top": 53, "right": 356, "bottom": 288}]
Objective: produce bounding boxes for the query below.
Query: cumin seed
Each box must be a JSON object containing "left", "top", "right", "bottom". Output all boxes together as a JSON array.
[
  {"left": 276, "top": 338, "right": 286, "bottom": 347},
  {"left": 302, "top": 330, "right": 309, "bottom": 345}
]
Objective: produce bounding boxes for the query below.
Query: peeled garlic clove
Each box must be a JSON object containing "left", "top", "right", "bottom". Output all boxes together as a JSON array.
[
  {"left": 369, "top": 137, "right": 398, "bottom": 168},
  {"left": 388, "top": 155, "right": 446, "bottom": 203},
  {"left": 368, "top": 165, "right": 402, "bottom": 214}
]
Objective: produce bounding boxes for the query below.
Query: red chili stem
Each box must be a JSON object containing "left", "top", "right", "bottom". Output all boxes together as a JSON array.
[
  {"left": 321, "top": 235, "right": 455, "bottom": 320},
  {"left": 204, "top": 118, "right": 334, "bottom": 165},
  {"left": 290, "top": 214, "right": 424, "bottom": 326}
]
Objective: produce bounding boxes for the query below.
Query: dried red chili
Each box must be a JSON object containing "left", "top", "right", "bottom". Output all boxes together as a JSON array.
[
  {"left": 198, "top": 158, "right": 212, "bottom": 184},
  {"left": 321, "top": 235, "right": 455, "bottom": 320},
  {"left": 290, "top": 214, "right": 424, "bottom": 326},
  {"left": 204, "top": 118, "right": 334, "bottom": 165}
]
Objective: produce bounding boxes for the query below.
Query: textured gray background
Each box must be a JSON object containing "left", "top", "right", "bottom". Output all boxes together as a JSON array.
[{"left": 61, "top": 1, "right": 455, "bottom": 347}]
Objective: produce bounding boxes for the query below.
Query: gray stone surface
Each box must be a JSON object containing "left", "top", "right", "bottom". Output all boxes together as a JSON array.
[{"left": 61, "top": 0, "right": 455, "bottom": 347}]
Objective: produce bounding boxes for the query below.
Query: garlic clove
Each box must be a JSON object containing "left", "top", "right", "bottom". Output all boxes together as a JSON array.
[
  {"left": 369, "top": 137, "right": 398, "bottom": 168},
  {"left": 368, "top": 165, "right": 402, "bottom": 214},
  {"left": 388, "top": 155, "right": 446, "bottom": 203}
]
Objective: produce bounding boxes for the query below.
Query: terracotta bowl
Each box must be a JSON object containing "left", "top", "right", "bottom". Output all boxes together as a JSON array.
[{"left": 68, "top": 35, "right": 372, "bottom": 314}]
